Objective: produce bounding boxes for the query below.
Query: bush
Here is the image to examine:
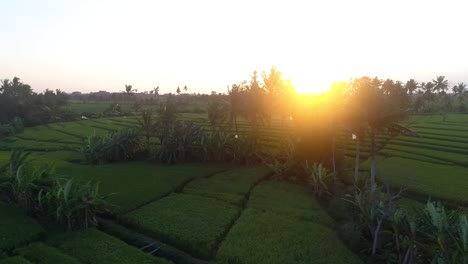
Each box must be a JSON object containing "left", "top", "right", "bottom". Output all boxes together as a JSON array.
[
  {"left": 10, "top": 117, "right": 24, "bottom": 133},
  {"left": 304, "top": 162, "right": 334, "bottom": 198},
  {"left": 38, "top": 178, "right": 110, "bottom": 230},
  {"left": 158, "top": 120, "right": 204, "bottom": 164},
  {"left": 15, "top": 242, "right": 80, "bottom": 264},
  {"left": 0, "top": 124, "right": 14, "bottom": 139},
  {"left": 80, "top": 128, "right": 143, "bottom": 164},
  {"left": 0, "top": 149, "right": 53, "bottom": 212}
]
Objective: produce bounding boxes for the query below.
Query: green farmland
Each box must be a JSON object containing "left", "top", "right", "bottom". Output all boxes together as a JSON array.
[{"left": 1, "top": 111, "right": 468, "bottom": 263}]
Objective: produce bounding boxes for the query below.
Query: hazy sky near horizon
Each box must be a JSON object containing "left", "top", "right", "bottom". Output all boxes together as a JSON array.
[{"left": 1, "top": 0, "right": 467, "bottom": 94}]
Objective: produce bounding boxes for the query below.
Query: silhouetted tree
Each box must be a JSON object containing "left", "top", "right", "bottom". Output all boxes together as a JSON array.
[
  {"left": 405, "top": 79, "right": 419, "bottom": 95},
  {"left": 432, "top": 76, "right": 449, "bottom": 94},
  {"left": 452, "top": 82, "right": 466, "bottom": 97}
]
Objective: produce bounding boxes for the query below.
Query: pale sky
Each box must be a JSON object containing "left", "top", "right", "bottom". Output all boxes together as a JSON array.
[{"left": 1, "top": 0, "right": 467, "bottom": 94}]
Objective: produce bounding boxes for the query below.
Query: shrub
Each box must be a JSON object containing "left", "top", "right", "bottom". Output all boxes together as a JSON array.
[
  {"left": 38, "top": 178, "right": 110, "bottom": 230},
  {"left": 0, "top": 124, "right": 14, "bottom": 139},
  {"left": 15, "top": 242, "right": 80, "bottom": 264},
  {"left": 158, "top": 120, "right": 204, "bottom": 164},
  {"left": 80, "top": 134, "right": 107, "bottom": 164},
  {"left": 304, "top": 162, "right": 334, "bottom": 198},
  {"left": 105, "top": 129, "right": 143, "bottom": 162},
  {"left": 200, "top": 128, "right": 231, "bottom": 162},
  {"left": 0, "top": 149, "right": 53, "bottom": 212},
  {"left": 419, "top": 201, "right": 468, "bottom": 263},
  {"left": 80, "top": 128, "right": 143, "bottom": 164},
  {"left": 11, "top": 117, "right": 24, "bottom": 133}
]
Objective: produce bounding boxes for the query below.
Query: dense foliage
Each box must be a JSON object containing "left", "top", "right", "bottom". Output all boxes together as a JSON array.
[
  {"left": 80, "top": 128, "right": 143, "bottom": 164},
  {"left": 0, "top": 77, "right": 68, "bottom": 127}
]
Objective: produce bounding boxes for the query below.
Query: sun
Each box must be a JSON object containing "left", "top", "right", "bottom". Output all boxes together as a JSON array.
[{"left": 282, "top": 71, "right": 336, "bottom": 95}]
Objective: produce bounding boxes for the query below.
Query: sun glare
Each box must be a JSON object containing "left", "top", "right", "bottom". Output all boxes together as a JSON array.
[{"left": 283, "top": 72, "right": 335, "bottom": 95}]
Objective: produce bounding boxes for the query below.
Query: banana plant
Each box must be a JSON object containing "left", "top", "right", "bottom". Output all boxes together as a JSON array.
[
  {"left": 38, "top": 177, "right": 110, "bottom": 230},
  {"left": 304, "top": 161, "right": 334, "bottom": 198}
]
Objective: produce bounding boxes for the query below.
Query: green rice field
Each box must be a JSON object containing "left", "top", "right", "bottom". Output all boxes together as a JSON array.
[{"left": 1, "top": 111, "right": 467, "bottom": 263}]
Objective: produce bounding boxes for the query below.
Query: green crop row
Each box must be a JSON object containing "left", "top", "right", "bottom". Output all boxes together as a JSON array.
[
  {"left": 385, "top": 140, "right": 468, "bottom": 156},
  {"left": 247, "top": 181, "right": 334, "bottom": 225},
  {"left": 51, "top": 228, "right": 172, "bottom": 264},
  {"left": 375, "top": 157, "right": 468, "bottom": 204},
  {"left": 0, "top": 203, "right": 44, "bottom": 251},
  {"left": 216, "top": 209, "right": 362, "bottom": 264},
  {"left": 378, "top": 149, "right": 451, "bottom": 165},
  {"left": 121, "top": 193, "right": 239, "bottom": 259},
  {"left": 0, "top": 257, "right": 32, "bottom": 264},
  {"left": 182, "top": 166, "right": 270, "bottom": 205},
  {"left": 391, "top": 136, "right": 468, "bottom": 150},
  {"left": 382, "top": 144, "right": 468, "bottom": 166},
  {"left": 0, "top": 139, "right": 76, "bottom": 152},
  {"left": 15, "top": 242, "right": 81, "bottom": 264},
  {"left": 58, "top": 161, "right": 231, "bottom": 214},
  {"left": 412, "top": 128, "right": 468, "bottom": 138}
]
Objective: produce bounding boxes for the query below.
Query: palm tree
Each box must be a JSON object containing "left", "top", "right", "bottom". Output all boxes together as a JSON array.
[
  {"left": 150, "top": 86, "right": 159, "bottom": 95},
  {"left": 405, "top": 79, "right": 419, "bottom": 95},
  {"left": 138, "top": 109, "right": 156, "bottom": 146},
  {"left": 207, "top": 100, "right": 228, "bottom": 131},
  {"left": 421, "top": 82, "right": 435, "bottom": 99},
  {"left": 183, "top": 85, "right": 188, "bottom": 93},
  {"left": 452, "top": 82, "right": 466, "bottom": 97},
  {"left": 176, "top": 87, "right": 181, "bottom": 95},
  {"left": 350, "top": 77, "right": 416, "bottom": 192},
  {"left": 382, "top": 79, "right": 395, "bottom": 95},
  {"left": 227, "top": 82, "right": 246, "bottom": 133},
  {"left": 432, "top": 76, "right": 449, "bottom": 94},
  {"left": 124, "top": 84, "right": 137, "bottom": 95}
]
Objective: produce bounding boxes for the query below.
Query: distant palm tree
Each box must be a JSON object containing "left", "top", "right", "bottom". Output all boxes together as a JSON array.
[
  {"left": 350, "top": 76, "right": 416, "bottom": 192},
  {"left": 382, "top": 79, "right": 395, "bottom": 95},
  {"left": 150, "top": 86, "right": 159, "bottom": 95},
  {"left": 176, "top": 87, "right": 181, "bottom": 95},
  {"left": 432, "top": 76, "right": 449, "bottom": 94},
  {"left": 405, "top": 79, "right": 419, "bottom": 95},
  {"left": 124, "top": 84, "right": 137, "bottom": 95},
  {"left": 422, "top": 82, "right": 435, "bottom": 97},
  {"left": 227, "top": 82, "right": 246, "bottom": 132},
  {"left": 183, "top": 85, "right": 188, "bottom": 93},
  {"left": 452, "top": 82, "right": 467, "bottom": 99}
]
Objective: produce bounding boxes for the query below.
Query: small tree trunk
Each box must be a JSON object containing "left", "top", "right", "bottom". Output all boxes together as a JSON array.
[
  {"left": 332, "top": 135, "right": 336, "bottom": 174},
  {"left": 370, "top": 128, "right": 377, "bottom": 192},
  {"left": 372, "top": 218, "right": 384, "bottom": 256},
  {"left": 354, "top": 137, "right": 360, "bottom": 187}
]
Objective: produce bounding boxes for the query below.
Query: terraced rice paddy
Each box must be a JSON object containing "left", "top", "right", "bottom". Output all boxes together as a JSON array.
[
  {"left": 1, "top": 112, "right": 467, "bottom": 263},
  {"left": 349, "top": 114, "right": 468, "bottom": 205}
]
